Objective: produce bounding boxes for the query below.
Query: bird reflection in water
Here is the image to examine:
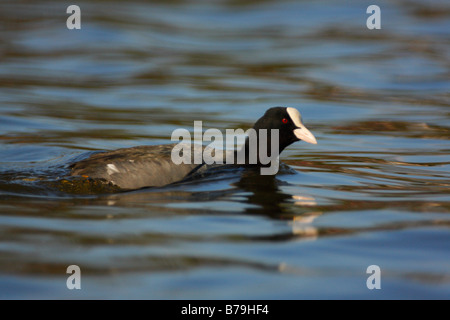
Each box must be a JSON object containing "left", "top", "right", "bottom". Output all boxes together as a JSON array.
[{"left": 232, "top": 165, "right": 321, "bottom": 240}]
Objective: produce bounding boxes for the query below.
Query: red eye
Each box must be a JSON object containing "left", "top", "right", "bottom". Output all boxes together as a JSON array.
[{"left": 282, "top": 118, "right": 288, "bottom": 124}]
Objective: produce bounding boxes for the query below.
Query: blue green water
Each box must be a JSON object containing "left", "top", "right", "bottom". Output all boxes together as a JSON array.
[{"left": 0, "top": 0, "right": 449, "bottom": 299}]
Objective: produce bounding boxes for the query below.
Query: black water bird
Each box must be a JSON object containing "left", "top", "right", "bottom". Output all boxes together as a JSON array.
[{"left": 70, "top": 107, "right": 317, "bottom": 190}]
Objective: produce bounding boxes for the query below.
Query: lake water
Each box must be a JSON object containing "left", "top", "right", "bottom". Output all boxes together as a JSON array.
[{"left": 0, "top": 0, "right": 449, "bottom": 299}]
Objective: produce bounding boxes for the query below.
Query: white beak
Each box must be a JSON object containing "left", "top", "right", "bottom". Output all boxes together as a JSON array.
[
  {"left": 286, "top": 107, "right": 318, "bottom": 145},
  {"left": 294, "top": 126, "right": 317, "bottom": 145}
]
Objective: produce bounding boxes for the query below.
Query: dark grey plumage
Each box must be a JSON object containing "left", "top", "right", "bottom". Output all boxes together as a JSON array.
[
  {"left": 70, "top": 144, "right": 202, "bottom": 190},
  {"left": 69, "top": 107, "right": 317, "bottom": 190}
]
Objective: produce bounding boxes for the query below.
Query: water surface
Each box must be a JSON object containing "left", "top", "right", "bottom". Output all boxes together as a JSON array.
[{"left": 0, "top": 0, "right": 449, "bottom": 299}]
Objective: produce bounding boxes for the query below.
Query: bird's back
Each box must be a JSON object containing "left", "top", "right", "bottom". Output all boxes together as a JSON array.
[{"left": 70, "top": 144, "right": 203, "bottom": 189}]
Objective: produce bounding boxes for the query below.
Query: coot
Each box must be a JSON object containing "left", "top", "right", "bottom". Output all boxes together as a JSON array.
[{"left": 70, "top": 107, "right": 317, "bottom": 189}]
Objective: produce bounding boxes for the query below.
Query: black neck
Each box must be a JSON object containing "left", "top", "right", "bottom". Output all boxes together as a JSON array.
[{"left": 233, "top": 130, "right": 284, "bottom": 166}]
